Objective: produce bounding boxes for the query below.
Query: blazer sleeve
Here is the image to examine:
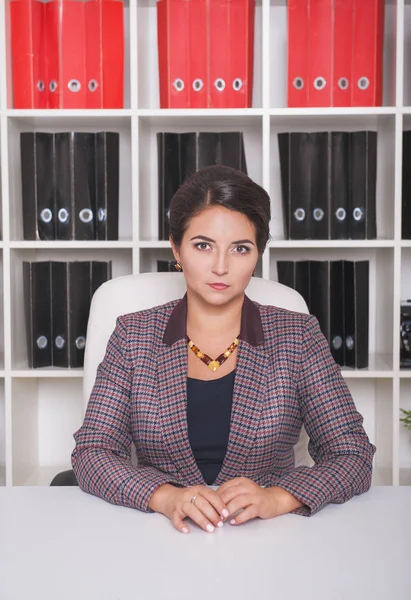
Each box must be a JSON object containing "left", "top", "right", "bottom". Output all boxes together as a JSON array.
[
  {"left": 276, "top": 314, "right": 376, "bottom": 517},
  {"left": 71, "top": 317, "right": 181, "bottom": 513}
]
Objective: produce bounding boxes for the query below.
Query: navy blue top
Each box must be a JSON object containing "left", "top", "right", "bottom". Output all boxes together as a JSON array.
[{"left": 186, "top": 370, "right": 236, "bottom": 485}]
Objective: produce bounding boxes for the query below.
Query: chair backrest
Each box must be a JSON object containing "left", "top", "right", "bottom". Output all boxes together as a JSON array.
[{"left": 83, "top": 273, "right": 313, "bottom": 467}]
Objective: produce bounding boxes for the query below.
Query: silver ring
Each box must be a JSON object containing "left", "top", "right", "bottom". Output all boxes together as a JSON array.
[{"left": 190, "top": 495, "right": 197, "bottom": 505}]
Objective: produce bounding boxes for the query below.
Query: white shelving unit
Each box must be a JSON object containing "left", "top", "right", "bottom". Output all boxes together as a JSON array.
[{"left": 0, "top": 0, "right": 410, "bottom": 488}]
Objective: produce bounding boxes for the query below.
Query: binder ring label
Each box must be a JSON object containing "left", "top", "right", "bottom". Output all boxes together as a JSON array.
[
  {"left": 75, "top": 336, "right": 86, "bottom": 351},
  {"left": 294, "top": 208, "right": 306, "bottom": 222},
  {"left": 214, "top": 78, "right": 226, "bottom": 91},
  {"left": 68, "top": 79, "right": 81, "bottom": 93},
  {"left": 36, "top": 336, "right": 48, "bottom": 350},
  {"left": 336, "top": 208, "right": 347, "bottom": 221},
  {"left": 98, "top": 208, "right": 107, "bottom": 222},
  {"left": 345, "top": 336, "right": 355, "bottom": 350},
  {"left": 88, "top": 79, "right": 98, "bottom": 92},
  {"left": 293, "top": 77, "right": 304, "bottom": 90},
  {"left": 58, "top": 208, "right": 69, "bottom": 223},
  {"left": 37, "top": 80, "right": 45, "bottom": 92},
  {"left": 353, "top": 207, "right": 365, "bottom": 221},
  {"left": 192, "top": 79, "right": 204, "bottom": 92},
  {"left": 49, "top": 80, "right": 57, "bottom": 93},
  {"left": 79, "top": 208, "right": 93, "bottom": 223},
  {"left": 332, "top": 336, "right": 343, "bottom": 350},
  {"left": 55, "top": 336, "right": 65, "bottom": 349},
  {"left": 338, "top": 77, "right": 349, "bottom": 90},
  {"left": 358, "top": 77, "right": 370, "bottom": 90},
  {"left": 233, "top": 78, "right": 243, "bottom": 91},
  {"left": 313, "top": 208, "right": 324, "bottom": 221},
  {"left": 40, "top": 208, "right": 53, "bottom": 223},
  {"left": 173, "top": 78, "right": 184, "bottom": 91},
  {"left": 314, "top": 77, "right": 326, "bottom": 90}
]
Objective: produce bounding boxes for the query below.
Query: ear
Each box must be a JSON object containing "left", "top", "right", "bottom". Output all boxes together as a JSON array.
[{"left": 169, "top": 237, "right": 181, "bottom": 262}]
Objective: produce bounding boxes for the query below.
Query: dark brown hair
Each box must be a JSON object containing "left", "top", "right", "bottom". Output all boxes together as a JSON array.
[{"left": 169, "top": 165, "right": 271, "bottom": 254}]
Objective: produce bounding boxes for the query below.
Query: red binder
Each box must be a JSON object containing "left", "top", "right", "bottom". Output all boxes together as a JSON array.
[
  {"left": 351, "top": 0, "right": 385, "bottom": 107},
  {"left": 333, "top": 0, "right": 354, "bottom": 107},
  {"left": 10, "top": 0, "right": 47, "bottom": 108},
  {"left": 44, "top": 0, "right": 59, "bottom": 108},
  {"left": 188, "top": 0, "right": 207, "bottom": 108},
  {"left": 208, "top": 0, "right": 230, "bottom": 108},
  {"left": 46, "top": 0, "right": 87, "bottom": 109},
  {"left": 307, "top": 0, "right": 333, "bottom": 107},
  {"left": 157, "top": 0, "right": 190, "bottom": 108},
  {"left": 227, "top": 0, "right": 255, "bottom": 108},
  {"left": 85, "top": 0, "right": 104, "bottom": 109},
  {"left": 287, "top": 0, "right": 309, "bottom": 107},
  {"left": 100, "top": 0, "right": 124, "bottom": 108}
]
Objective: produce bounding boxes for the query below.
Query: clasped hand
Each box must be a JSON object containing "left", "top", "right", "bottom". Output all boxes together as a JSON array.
[{"left": 150, "top": 477, "right": 299, "bottom": 534}]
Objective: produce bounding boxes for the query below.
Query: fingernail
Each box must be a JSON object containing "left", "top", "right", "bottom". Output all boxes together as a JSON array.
[
  {"left": 182, "top": 526, "right": 189, "bottom": 534},
  {"left": 222, "top": 509, "right": 229, "bottom": 518},
  {"left": 206, "top": 524, "right": 215, "bottom": 533},
  {"left": 217, "top": 521, "right": 224, "bottom": 528},
  {"left": 230, "top": 519, "right": 236, "bottom": 525}
]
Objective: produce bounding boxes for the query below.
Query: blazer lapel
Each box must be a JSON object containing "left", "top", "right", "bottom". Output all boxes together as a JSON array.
[
  {"left": 214, "top": 339, "right": 270, "bottom": 484},
  {"left": 157, "top": 338, "right": 204, "bottom": 484}
]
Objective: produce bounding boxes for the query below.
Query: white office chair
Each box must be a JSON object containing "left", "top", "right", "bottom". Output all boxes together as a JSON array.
[{"left": 83, "top": 272, "right": 314, "bottom": 469}]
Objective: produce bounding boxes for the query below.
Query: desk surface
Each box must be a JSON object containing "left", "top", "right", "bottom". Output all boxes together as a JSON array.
[{"left": 0, "top": 486, "right": 410, "bottom": 600}]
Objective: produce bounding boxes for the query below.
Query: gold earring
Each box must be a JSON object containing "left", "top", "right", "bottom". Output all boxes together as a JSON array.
[{"left": 175, "top": 261, "right": 183, "bottom": 272}]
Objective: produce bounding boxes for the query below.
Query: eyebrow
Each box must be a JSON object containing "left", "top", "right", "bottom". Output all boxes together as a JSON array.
[{"left": 190, "top": 235, "right": 255, "bottom": 245}]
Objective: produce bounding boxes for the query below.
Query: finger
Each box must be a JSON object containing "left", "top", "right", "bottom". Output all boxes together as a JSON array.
[
  {"left": 226, "top": 493, "right": 254, "bottom": 518},
  {"left": 216, "top": 478, "right": 243, "bottom": 496},
  {"left": 218, "top": 484, "right": 249, "bottom": 506},
  {"left": 230, "top": 505, "right": 257, "bottom": 526},
  {"left": 171, "top": 515, "right": 190, "bottom": 534},
  {"left": 191, "top": 495, "right": 223, "bottom": 528},
  {"left": 199, "top": 487, "right": 230, "bottom": 520},
  {"left": 185, "top": 503, "right": 217, "bottom": 533}
]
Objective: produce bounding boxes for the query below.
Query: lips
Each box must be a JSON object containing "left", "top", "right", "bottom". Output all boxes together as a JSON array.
[{"left": 208, "top": 283, "right": 230, "bottom": 290}]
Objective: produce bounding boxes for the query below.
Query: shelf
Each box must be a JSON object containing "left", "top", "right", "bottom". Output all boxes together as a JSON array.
[
  {"left": 9, "top": 241, "right": 135, "bottom": 249},
  {"left": 269, "top": 107, "right": 397, "bottom": 117},
  {"left": 6, "top": 109, "right": 133, "bottom": 119},
  {"left": 341, "top": 354, "right": 393, "bottom": 378},
  {"left": 11, "top": 369, "right": 84, "bottom": 379},
  {"left": 400, "top": 371, "right": 411, "bottom": 378},
  {"left": 268, "top": 240, "right": 396, "bottom": 249}
]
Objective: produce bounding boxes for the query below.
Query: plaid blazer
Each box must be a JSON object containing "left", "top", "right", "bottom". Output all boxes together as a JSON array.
[{"left": 71, "top": 294, "right": 376, "bottom": 517}]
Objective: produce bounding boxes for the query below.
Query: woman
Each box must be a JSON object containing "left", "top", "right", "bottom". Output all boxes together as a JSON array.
[{"left": 71, "top": 165, "right": 376, "bottom": 534}]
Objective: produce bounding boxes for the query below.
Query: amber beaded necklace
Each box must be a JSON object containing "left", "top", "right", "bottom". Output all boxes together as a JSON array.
[{"left": 187, "top": 334, "right": 240, "bottom": 372}]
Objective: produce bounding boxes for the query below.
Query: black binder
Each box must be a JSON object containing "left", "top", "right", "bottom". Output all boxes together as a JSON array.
[
  {"left": 51, "top": 261, "right": 69, "bottom": 368},
  {"left": 73, "top": 132, "right": 96, "bottom": 241},
  {"left": 308, "top": 261, "right": 330, "bottom": 342},
  {"left": 95, "top": 132, "right": 119, "bottom": 240},
  {"left": 55, "top": 133, "right": 74, "bottom": 240},
  {"left": 329, "top": 261, "right": 345, "bottom": 366},
  {"left": 277, "top": 261, "right": 295, "bottom": 290},
  {"left": 343, "top": 260, "right": 369, "bottom": 368},
  {"left": 91, "top": 260, "right": 112, "bottom": 297},
  {"left": 21, "top": 133, "right": 56, "bottom": 240},
  {"left": 349, "top": 131, "right": 377, "bottom": 239},
  {"left": 23, "top": 261, "right": 53, "bottom": 367},
  {"left": 157, "top": 132, "right": 182, "bottom": 240},
  {"left": 157, "top": 260, "right": 177, "bottom": 272},
  {"left": 310, "top": 133, "right": 329, "bottom": 240},
  {"left": 402, "top": 131, "right": 411, "bottom": 239},
  {"left": 68, "top": 262, "right": 91, "bottom": 368},
  {"left": 330, "top": 132, "right": 350, "bottom": 240}
]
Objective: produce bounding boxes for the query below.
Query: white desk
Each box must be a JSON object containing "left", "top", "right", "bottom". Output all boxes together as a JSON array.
[{"left": 0, "top": 486, "right": 410, "bottom": 600}]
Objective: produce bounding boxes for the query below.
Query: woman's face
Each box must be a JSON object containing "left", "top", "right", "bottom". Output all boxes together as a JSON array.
[{"left": 170, "top": 205, "right": 259, "bottom": 306}]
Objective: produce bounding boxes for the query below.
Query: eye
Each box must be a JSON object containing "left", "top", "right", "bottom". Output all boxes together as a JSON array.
[
  {"left": 194, "top": 242, "right": 211, "bottom": 251},
  {"left": 234, "top": 245, "right": 251, "bottom": 254}
]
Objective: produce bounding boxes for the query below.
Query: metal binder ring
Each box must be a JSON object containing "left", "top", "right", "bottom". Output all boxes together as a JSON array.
[
  {"left": 345, "top": 336, "right": 354, "bottom": 350},
  {"left": 214, "top": 78, "right": 226, "bottom": 91},
  {"left": 75, "top": 336, "right": 86, "bottom": 351},
  {"left": 313, "top": 208, "right": 324, "bottom": 221},
  {"left": 353, "top": 207, "right": 364, "bottom": 221},
  {"left": 68, "top": 79, "right": 81, "bottom": 93},
  {"left": 192, "top": 78, "right": 204, "bottom": 92},
  {"left": 58, "top": 208, "right": 69, "bottom": 223},
  {"left": 88, "top": 79, "right": 98, "bottom": 92},
  {"left": 335, "top": 207, "right": 347, "bottom": 221},
  {"left": 294, "top": 208, "right": 306, "bottom": 222},
  {"left": 55, "top": 336, "right": 65, "bottom": 349},
  {"left": 173, "top": 78, "right": 184, "bottom": 92},
  {"left": 79, "top": 208, "right": 93, "bottom": 223},
  {"left": 358, "top": 77, "right": 370, "bottom": 90},
  {"left": 314, "top": 77, "right": 326, "bottom": 90},
  {"left": 338, "top": 77, "right": 349, "bottom": 90},
  {"left": 233, "top": 78, "right": 243, "bottom": 91},
  {"left": 98, "top": 208, "right": 107, "bottom": 222},
  {"left": 332, "top": 336, "right": 343, "bottom": 350},
  {"left": 36, "top": 336, "right": 48, "bottom": 350},
  {"left": 37, "top": 80, "right": 45, "bottom": 92},
  {"left": 40, "top": 208, "right": 53, "bottom": 223},
  {"left": 293, "top": 77, "right": 304, "bottom": 90},
  {"left": 49, "top": 80, "right": 58, "bottom": 93}
]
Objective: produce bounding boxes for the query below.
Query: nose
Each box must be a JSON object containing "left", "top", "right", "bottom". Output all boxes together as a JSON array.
[{"left": 211, "top": 250, "right": 229, "bottom": 277}]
